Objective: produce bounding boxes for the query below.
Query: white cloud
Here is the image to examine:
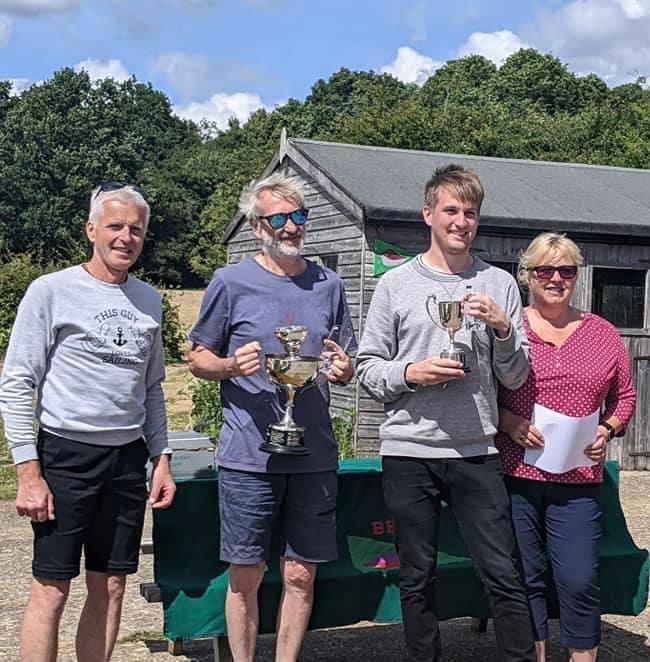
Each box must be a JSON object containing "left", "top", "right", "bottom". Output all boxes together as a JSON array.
[
  {"left": 614, "top": 0, "right": 648, "bottom": 19},
  {"left": 444, "top": 1, "right": 650, "bottom": 86},
  {"left": 457, "top": 30, "right": 529, "bottom": 65},
  {"left": 152, "top": 51, "right": 265, "bottom": 101},
  {"left": 380, "top": 46, "right": 443, "bottom": 85},
  {"left": 0, "top": 0, "right": 80, "bottom": 15},
  {"left": 531, "top": 0, "right": 650, "bottom": 84},
  {"left": 0, "top": 13, "right": 10, "bottom": 45},
  {"left": 74, "top": 58, "right": 130, "bottom": 83},
  {"left": 152, "top": 52, "right": 211, "bottom": 99},
  {"left": 8, "top": 77, "right": 31, "bottom": 94},
  {"left": 173, "top": 92, "right": 269, "bottom": 129}
]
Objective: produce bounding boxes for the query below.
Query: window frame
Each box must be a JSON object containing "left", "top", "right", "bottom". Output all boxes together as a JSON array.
[{"left": 590, "top": 265, "right": 647, "bottom": 331}]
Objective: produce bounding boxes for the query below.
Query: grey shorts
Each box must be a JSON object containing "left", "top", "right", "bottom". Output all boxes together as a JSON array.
[{"left": 218, "top": 468, "right": 338, "bottom": 565}]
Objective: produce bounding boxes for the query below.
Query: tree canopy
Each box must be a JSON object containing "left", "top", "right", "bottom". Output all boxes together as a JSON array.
[{"left": 1, "top": 49, "right": 650, "bottom": 285}]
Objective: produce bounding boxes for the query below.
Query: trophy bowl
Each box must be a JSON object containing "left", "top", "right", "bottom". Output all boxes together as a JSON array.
[
  {"left": 425, "top": 297, "right": 470, "bottom": 372},
  {"left": 260, "top": 325, "right": 320, "bottom": 456}
]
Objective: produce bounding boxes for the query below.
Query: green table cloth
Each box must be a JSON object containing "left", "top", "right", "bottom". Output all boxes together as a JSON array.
[{"left": 153, "top": 459, "right": 648, "bottom": 642}]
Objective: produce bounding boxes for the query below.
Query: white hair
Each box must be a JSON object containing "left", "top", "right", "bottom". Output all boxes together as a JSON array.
[
  {"left": 88, "top": 185, "right": 150, "bottom": 228},
  {"left": 238, "top": 173, "right": 305, "bottom": 221}
]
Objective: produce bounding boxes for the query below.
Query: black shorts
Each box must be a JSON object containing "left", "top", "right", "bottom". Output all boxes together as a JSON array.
[{"left": 32, "top": 430, "right": 149, "bottom": 580}]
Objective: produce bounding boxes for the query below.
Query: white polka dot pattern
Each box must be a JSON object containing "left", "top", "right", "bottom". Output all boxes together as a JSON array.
[{"left": 495, "top": 313, "right": 636, "bottom": 484}]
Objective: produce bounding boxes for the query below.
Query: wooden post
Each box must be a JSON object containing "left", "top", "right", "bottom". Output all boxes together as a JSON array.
[{"left": 212, "top": 636, "right": 233, "bottom": 662}]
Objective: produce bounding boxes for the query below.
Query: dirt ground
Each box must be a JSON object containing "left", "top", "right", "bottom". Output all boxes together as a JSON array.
[{"left": 1, "top": 472, "right": 649, "bottom": 661}]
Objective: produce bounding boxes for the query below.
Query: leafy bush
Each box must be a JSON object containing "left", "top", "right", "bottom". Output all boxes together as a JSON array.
[
  {"left": 0, "top": 255, "right": 46, "bottom": 356},
  {"left": 160, "top": 290, "right": 185, "bottom": 363},
  {"left": 190, "top": 379, "right": 223, "bottom": 440},
  {"left": 332, "top": 408, "right": 356, "bottom": 459}
]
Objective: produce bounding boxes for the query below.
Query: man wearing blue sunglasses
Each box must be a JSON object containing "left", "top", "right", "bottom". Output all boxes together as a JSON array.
[{"left": 188, "top": 172, "right": 356, "bottom": 662}]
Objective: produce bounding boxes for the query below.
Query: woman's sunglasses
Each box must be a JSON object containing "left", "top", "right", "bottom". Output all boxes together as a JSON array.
[
  {"left": 528, "top": 265, "right": 578, "bottom": 280},
  {"left": 256, "top": 208, "right": 309, "bottom": 230}
]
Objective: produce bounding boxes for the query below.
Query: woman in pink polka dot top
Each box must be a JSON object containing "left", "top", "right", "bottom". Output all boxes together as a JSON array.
[{"left": 496, "top": 232, "right": 636, "bottom": 662}]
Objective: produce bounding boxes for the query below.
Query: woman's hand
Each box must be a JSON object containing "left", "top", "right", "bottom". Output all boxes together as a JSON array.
[
  {"left": 501, "top": 410, "right": 544, "bottom": 449},
  {"left": 584, "top": 428, "right": 609, "bottom": 462}
]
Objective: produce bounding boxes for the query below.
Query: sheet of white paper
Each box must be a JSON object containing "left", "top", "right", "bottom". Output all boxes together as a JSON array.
[{"left": 523, "top": 404, "right": 599, "bottom": 474}]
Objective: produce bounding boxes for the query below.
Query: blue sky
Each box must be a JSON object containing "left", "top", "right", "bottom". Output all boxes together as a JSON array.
[{"left": 1, "top": 0, "right": 649, "bottom": 128}]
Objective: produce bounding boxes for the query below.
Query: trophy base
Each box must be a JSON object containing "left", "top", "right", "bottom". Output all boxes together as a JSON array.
[
  {"left": 260, "top": 425, "right": 310, "bottom": 456},
  {"left": 440, "top": 349, "right": 471, "bottom": 373},
  {"left": 259, "top": 441, "right": 310, "bottom": 456}
]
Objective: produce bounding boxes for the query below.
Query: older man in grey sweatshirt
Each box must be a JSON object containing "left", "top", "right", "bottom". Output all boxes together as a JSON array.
[
  {"left": 356, "top": 165, "right": 535, "bottom": 662},
  {"left": 0, "top": 183, "right": 175, "bottom": 662}
]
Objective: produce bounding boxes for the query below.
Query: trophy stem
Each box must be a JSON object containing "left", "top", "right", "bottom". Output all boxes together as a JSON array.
[
  {"left": 448, "top": 329, "right": 456, "bottom": 352},
  {"left": 280, "top": 387, "right": 296, "bottom": 427}
]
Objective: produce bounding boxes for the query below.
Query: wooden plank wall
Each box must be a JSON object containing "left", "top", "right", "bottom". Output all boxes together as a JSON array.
[
  {"left": 357, "top": 223, "right": 650, "bottom": 468},
  {"left": 226, "top": 161, "right": 364, "bottom": 438}
]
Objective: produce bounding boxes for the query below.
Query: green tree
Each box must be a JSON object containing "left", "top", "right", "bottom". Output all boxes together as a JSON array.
[
  {"left": 495, "top": 49, "right": 583, "bottom": 114},
  {"left": 420, "top": 55, "right": 498, "bottom": 109},
  {"left": 0, "top": 69, "right": 202, "bottom": 283}
]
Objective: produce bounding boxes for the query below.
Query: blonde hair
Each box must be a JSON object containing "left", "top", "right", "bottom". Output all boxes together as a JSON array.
[
  {"left": 424, "top": 164, "right": 485, "bottom": 211},
  {"left": 518, "top": 232, "right": 583, "bottom": 287}
]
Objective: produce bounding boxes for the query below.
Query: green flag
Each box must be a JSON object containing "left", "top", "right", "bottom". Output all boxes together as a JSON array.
[{"left": 373, "top": 239, "right": 416, "bottom": 276}]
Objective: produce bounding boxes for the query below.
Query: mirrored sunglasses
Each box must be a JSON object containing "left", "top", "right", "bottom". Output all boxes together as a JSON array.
[
  {"left": 529, "top": 265, "right": 578, "bottom": 280},
  {"left": 257, "top": 208, "right": 309, "bottom": 230}
]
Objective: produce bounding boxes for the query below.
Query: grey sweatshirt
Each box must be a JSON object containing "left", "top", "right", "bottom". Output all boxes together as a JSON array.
[
  {"left": 356, "top": 256, "right": 529, "bottom": 458},
  {"left": 0, "top": 266, "right": 170, "bottom": 463}
]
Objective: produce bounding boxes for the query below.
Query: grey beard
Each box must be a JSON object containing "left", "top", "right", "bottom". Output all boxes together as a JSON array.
[{"left": 260, "top": 232, "right": 305, "bottom": 259}]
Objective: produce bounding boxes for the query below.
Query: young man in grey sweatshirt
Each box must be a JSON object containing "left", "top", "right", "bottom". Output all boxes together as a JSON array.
[
  {"left": 0, "top": 184, "right": 176, "bottom": 662},
  {"left": 356, "top": 165, "right": 535, "bottom": 662}
]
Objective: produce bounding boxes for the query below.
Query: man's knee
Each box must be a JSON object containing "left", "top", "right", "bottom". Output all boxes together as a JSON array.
[
  {"left": 282, "top": 559, "right": 316, "bottom": 597},
  {"left": 85, "top": 571, "right": 127, "bottom": 606},
  {"left": 229, "top": 562, "right": 265, "bottom": 596},
  {"left": 30, "top": 577, "right": 70, "bottom": 619}
]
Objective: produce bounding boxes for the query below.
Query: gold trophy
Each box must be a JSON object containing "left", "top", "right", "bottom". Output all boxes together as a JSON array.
[
  {"left": 261, "top": 325, "right": 320, "bottom": 455},
  {"left": 425, "top": 297, "right": 469, "bottom": 371}
]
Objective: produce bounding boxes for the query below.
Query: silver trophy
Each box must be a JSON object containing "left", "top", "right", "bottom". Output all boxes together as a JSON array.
[
  {"left": 261, "top": 325, "right": 320, "bottom": 456},
  {"left": 425, "top": 297, "right": 469, "bottom": 371}
]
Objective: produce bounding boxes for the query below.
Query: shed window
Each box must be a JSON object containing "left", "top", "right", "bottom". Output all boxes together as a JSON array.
[
  {"left": 321, "top": 254, "right": 339, "bottom": 273},
  {"left": 592, "top": 268, "right": 646, "bottom": 329}
]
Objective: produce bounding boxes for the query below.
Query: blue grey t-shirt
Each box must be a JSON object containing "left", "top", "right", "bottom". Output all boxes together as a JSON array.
[{"left": 189, "top": 256, "right": 356, "bottom": 474}]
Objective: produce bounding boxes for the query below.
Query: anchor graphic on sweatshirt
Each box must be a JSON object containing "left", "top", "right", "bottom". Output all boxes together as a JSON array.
[{"left": 113, "top": 327, "right": 128, "bottom": 347}]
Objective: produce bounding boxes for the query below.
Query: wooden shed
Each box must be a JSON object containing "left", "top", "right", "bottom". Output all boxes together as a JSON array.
[{"left": 223, "top": 131, "right": 650, "bottom": 470}]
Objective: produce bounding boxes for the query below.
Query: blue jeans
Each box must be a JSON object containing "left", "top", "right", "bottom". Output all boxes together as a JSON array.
[
  {"left": 507, "top": 477, "right": 601, "bottom": 650},
  {"left": 383, "top": 454, "right": 535, "bottom": 662}
]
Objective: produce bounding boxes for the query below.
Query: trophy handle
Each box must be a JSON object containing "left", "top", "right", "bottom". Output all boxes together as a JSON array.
[{"left": 425, "top": 295, "right": 444, "bottom": 331}]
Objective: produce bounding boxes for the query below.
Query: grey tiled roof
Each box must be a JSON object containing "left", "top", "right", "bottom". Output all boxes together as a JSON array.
[{"left": 292, "top": 138, "right": 650, "bottom": 236}]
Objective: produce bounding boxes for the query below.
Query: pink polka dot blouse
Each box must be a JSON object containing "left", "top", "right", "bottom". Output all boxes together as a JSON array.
[{"left": 496, "top": 312, "right": 636, "bottom": 484}]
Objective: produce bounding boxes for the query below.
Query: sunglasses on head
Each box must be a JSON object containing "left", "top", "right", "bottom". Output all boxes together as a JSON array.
[
  {"left": 529, "top": 265, "right": 578, "bottom": 280},
  {"left": 256, "top": 208, "right": 309, "bottom": 230},
  {"left": 94, "top": 181, "right": 147, "bottom": 200}
]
